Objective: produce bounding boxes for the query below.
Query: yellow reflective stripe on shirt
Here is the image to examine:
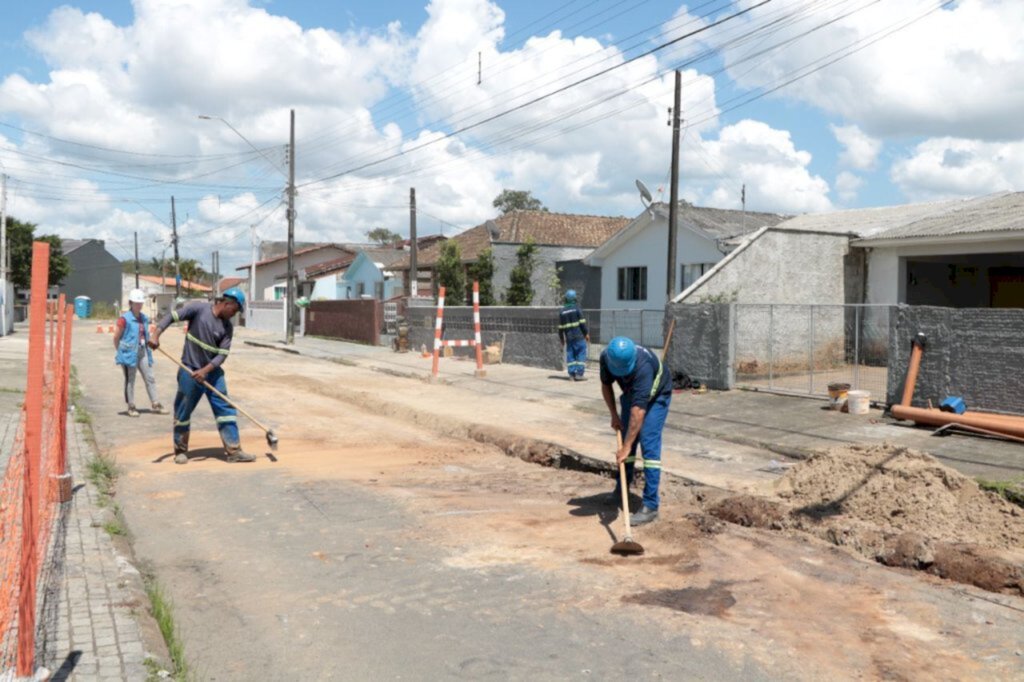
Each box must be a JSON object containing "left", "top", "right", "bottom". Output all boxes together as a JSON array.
[
  {"left": 558, "top": 321, "right": 584, "bottom": 329},
  {"left": 186, "top": 333, "right": 229, "bottom": 355},
  {"left": 650, "top": 355, "right": 664, "bottom": 400}
]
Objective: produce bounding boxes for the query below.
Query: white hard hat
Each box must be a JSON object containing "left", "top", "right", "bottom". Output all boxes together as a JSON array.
[{"left": 128, "top": 289, "right": 146, "bottom": 304}]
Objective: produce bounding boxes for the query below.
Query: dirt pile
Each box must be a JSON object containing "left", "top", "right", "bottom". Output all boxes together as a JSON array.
[{"left": 709, "top": 444, "right": 1024, "bottom": 595}]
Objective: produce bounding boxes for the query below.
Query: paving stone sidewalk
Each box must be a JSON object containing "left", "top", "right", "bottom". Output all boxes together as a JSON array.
[{"left": 1, "top": 407, "right": 154, "bottom": 681}]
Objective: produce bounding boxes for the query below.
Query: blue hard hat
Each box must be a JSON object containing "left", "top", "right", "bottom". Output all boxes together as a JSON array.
[
  {"left": 605, "top": 336, "right": 637, "bottom": 377},
  {"left": 565, "top": 289, "right": 577, "bottom": 301},
  {"left": 222, "top": 286, "right": 246, "bottom": 310}
]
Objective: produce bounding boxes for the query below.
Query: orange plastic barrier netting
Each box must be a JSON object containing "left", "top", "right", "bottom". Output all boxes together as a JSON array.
[{"left": 0, "top": 242, "right": 74, "bottom": 676}]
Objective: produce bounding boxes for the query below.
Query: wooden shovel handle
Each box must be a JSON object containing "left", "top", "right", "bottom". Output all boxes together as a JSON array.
[
  {"left": 154, "top": 345, "right": 272, "bottom": 434},
  {"left": 617, "top": 429, "right": 633, "bottom": 539}
]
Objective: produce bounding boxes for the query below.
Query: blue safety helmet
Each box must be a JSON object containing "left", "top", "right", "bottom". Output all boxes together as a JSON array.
[
  {"left": 605, "top": 336, "right": 637, "bottom": 377},
  {"left": 565, "top": 289, "right": 577, "bottom": 302},
  {"left": 221, "top": 286, "right": 246, "bottom": 310}
]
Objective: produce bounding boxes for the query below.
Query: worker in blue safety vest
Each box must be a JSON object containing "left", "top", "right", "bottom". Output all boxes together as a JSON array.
[
  {"left": 149, "top": 288, "right": 255, "bottom": 465},
  {"left": 600, "top": 336, "right": 672, "bottom": 526},
  {"left": 558, "top": 289, "right": 589, "bottom": 381}
]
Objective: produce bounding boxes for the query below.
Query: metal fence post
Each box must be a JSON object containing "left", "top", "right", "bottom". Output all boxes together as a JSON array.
[
  {"left": 768, "top": 304, "right": 774, "bottom": 390},
  {"left": 853, "top": 305, "right": 861, "bottom": 390},
  {"left": 808, "top": 304, "right": 815, "bottom": 394}
]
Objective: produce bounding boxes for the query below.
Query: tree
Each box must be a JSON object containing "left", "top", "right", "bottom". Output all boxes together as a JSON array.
[
  {"left": 492, "top": 189, "right": 547, "bottom": 215},
  {"left": 504, "top": 239, "right": 537, "bottom": 306},
  {"left": 6, "top": 217, "right": 71, "bottom": 288},
  {"left": 435, "top": 240, "right": 466, "bottom": 304},
  {"left": 467, "top": 248, "right": 495, "bottom": 306},
  {"left": 366, "top": 227, "right": 403, "bottom": 245},
  {"left": 177, "top": 259, "right": 206, "bottom": 291}
]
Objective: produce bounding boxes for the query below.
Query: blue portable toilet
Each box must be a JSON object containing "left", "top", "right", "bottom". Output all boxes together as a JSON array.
[{"left": 73, "top": 296, "right": 92, "bottom": 319}]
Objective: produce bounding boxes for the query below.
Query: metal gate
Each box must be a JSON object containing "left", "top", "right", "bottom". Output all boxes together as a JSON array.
[{"left": 732, "top": 304, "right": 893, "bottom": 399}]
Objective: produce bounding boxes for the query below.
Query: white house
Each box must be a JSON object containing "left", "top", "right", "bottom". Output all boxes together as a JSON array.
[
  {"left": 236, "top": 244, "right": 355, "bottom": 301},
  {"left": 585, "top": 201, "right": 787, "bottom": 311},
  {"left": 120, "top": 273, "right": 211, "bottom": 313}
]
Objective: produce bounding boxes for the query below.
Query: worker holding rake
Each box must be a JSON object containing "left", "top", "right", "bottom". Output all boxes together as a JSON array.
[
  {"left": 600, "top": 336, "right": 672, "bottom": 526},
  {"left": 149, "top": 288, "right": 256, "bottom": 465}
]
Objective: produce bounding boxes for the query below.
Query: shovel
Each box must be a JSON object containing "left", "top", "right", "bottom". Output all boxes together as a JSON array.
[
  {"left": 155, "top": 345, "right": 279, "bottom": 451},
  {"left": 610, "top": 429, "right": 644, "bottom": 556}
]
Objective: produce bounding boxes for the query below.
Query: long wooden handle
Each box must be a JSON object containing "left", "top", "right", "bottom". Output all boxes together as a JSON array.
[
  {"left": 662, "top": 318, "right": 676, "bottom": 362},
  {"left": 617, "top": 429, "right": 633, "bottom": 539},
  {"left": 155, "top": 345, "right": 272, "bottom": 434}
]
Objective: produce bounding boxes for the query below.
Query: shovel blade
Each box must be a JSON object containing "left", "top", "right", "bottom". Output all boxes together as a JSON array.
[
  {"left": 266, "top": 431, "right": 279, "bottom": 451},
  {"left": 610, "top": 538, "right": 644, "bottom": 556}
]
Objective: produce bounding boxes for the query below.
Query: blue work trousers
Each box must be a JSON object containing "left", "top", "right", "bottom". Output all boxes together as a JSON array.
[
  {"left": 173, "top": 367, "right": 239, "bottom": 453},
  {"left": 566, "top": 338, "right": 588, "bottom": 378},
  {"left": 615, "top": 391, "right": 671, "bottom": 510}
]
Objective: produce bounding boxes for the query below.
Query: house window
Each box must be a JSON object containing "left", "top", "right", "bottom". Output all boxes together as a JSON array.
[
  {"left": 681, "top": 263, "right": 715, "bottom": 291},
  {"left": 617, "top": 267, "right": 647, "bottom": 301},
  {"left": 357, "top": 282, "right": 365, "bottom": 297},
  {"left": 374, "top": 281, "right": 385, "bottom": 300}
]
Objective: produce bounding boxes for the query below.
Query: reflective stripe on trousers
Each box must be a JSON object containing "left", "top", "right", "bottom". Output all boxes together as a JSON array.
[
  {"left": 173, "top": 367, "right": 240, "bottom": 452},
  {"left": 565, "top": 338, "right": 587, "bottom": 378},
  {"left": 614, "top": 390, "right": 671, "bottom": 511}
]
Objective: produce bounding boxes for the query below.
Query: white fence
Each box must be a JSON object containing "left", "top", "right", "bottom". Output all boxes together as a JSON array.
[
  {"left": 732, "top": 304, "right": 893, "bottom": 399},
  {"left": 246, "top": 300, "right": 305, "bottom": 338}
]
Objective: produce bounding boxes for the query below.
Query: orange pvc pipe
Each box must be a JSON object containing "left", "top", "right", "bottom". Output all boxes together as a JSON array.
[
  {"left": 901, "top": 341, "right": 925, "bottom": 407},
  {"left": 890, "top": 404, "right": 1024, "bottom": 440}
]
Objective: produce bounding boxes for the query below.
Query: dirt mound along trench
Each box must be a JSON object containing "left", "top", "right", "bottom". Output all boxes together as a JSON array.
[{"left": 708, "top": 444, "right": 1024, "bottom": 596}]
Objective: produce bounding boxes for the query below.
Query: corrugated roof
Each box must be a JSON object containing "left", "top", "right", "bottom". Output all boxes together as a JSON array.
[
  {"left": 776, "top": 198, "right": 969, "bottom": 238},
  {"left": 238, "top": 244, "right": 355, "bottom": 270},
  {"left": 674, "top": 203, "right": 788, "bottom": 240},
  {"left": 61, "top": 239, "right": 90, "bottom": 255},
  {"left": 394, "top": 210, "right": 629, "bottom": 269},
  {"left": 137, "top": 274, "right": 212, "bottom": 292},
  {"left": 857, "top": 191, "right": 1024, "bottom": 241}
]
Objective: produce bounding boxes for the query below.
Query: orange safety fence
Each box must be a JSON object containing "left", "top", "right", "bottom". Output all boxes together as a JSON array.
[{"left": 0, "top": 242, "right": 75, "bottom": 677}]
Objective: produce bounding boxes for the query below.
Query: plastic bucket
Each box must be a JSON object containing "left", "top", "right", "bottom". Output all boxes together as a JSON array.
[
  {"left": 827, "top": 382, "right": 850, "bottom": 411},
  {"left": 847, "top": 390, "right": 870, "bottom": 415}
]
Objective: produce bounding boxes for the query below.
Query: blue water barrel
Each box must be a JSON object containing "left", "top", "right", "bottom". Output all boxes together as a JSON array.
[{"left": 73, "top": 296, "right": 92, "bottom": 318}]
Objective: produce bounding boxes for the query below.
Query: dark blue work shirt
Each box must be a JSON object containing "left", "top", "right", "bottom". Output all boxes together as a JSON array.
[
  {"left": 600, "top": 346, "right": 671, "bottom": 409},
  {"left": 558, "top": 304, "right": 588, "bottom": 343}
]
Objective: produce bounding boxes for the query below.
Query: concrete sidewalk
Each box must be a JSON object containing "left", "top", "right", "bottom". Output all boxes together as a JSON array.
[
  {"left": 0, "top": 331, "right": 160, "bottom": 681},
  {"left": 247, "top": 331, "right": 1024, "bottom": 482}
]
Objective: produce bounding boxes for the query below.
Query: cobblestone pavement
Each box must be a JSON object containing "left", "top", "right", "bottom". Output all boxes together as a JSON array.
[
  {"left": 1, "top": 327, "right": 157, "bottom": 681},
  {"left": 44, "top": 419, "right": 152, "bottom": 681}
]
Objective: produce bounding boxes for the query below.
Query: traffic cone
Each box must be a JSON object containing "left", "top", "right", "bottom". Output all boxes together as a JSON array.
[
  {"left": 96, "top": 324, "right": 103, "bottom": 333},
  {"left": 108, "top": 324, "right": 115, "bottom": 333}
]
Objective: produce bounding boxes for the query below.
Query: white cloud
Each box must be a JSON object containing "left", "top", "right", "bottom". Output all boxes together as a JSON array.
[
  {"left": 830, "top": 124, "right": 881, "bottom": 171},
  {"left": 720, "top": 0, "right": 1024, "bottom": 140},
  {"left": 891, "top": 137, "right": 1024, "bottom": 200},
  {"left": 834, "top": 171, "right": 863, "bottom": 203},
  {"left": 695, "top": 119, "right": 832, "bottom": 214}
]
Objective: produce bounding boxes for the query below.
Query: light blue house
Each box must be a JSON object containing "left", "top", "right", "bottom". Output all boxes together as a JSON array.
[{"left": 337, "top": 250, "right": 405, "bottom": 300}]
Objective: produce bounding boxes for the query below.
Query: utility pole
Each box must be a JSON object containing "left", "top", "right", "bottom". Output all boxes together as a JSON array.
[
  {"left": 211, "top": 251, "right": 219, "bottom": 297},
  {"left": 171, "top": 196, "right": 181, "bottom": 299},
  {"left": 285, "top": 108, "right": 297, "bottom": 344},
  {"left": 409, "top": 187, "right": 418, "bottom": 297},
  {"left": 667, "top": 69, "right": 682, "bottom": 301},
  {"left": 741, "top": 183, "right": 747, "bottom": 233},
  {"left": 134, "top": 231, "right": 140, "bottom": 288}
]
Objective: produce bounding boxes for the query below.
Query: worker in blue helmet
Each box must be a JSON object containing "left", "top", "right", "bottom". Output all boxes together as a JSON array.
[
  {"left": 149, "top": 286, "right": 255, "bottom": 465},
  {"left": 599, "top": 336, "right": 672, "bottom": 525},
  {"left": 558, "top": 289, "right": 589, "bottom": 381}
]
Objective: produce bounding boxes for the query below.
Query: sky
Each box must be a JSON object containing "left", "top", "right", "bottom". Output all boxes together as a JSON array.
[{"left": 0, "top": 0, "right": 1021, "bottom": 273}]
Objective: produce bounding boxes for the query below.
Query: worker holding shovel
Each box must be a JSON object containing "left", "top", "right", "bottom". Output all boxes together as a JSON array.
[
  {"left": 149, "top": 288, "right": 256, "bottom": 465},
  {"left": 600, "top": 336, "right": 672, "bottom": 526}
]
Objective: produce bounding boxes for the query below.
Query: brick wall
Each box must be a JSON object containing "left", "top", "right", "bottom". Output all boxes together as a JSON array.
[{"left": 305, "top": 299, "right": 382, "bottom": 345}]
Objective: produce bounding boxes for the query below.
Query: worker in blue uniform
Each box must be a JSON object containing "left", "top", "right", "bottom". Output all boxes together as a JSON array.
[
  {"left": 600, "top": 336, "right": 672, "bottom": 525},
  {"left": 558, "top": 289, "right": 589, "bottom": 381}
]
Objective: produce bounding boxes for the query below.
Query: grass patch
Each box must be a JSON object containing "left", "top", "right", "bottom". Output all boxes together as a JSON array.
[
  {"left": 145, "top": 579, "right": 190, "bottom": 681},
  {"left": 103, "top": 520, "right": 127, "bottom": 536},
  {"left": 978, "top": 477, "right": 1024, "bottom": 508},
  {"left": 86, "top": 454, "right": 120, "bottom": 507},
  {"left": 0, "top": 386, "right": 23, "bottom": 394}
]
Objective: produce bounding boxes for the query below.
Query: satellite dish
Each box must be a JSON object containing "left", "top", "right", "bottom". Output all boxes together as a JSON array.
[
  {"left": 485, "top": 220, "right": 501, "bottom": 239},
  {"left": 635, "top": 179, "right": 653, "bottom": 207}
]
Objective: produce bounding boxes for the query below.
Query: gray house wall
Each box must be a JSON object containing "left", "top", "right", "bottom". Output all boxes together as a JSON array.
[
  {"left": 663, "top": 303, "right": 733, "bottom": 390},
  {"left": 887, "top": 305, "right": 1024, "bottom": 414},
  {"left": 492, "top": 244, "right": 592, "bottom": 307},
  {"left": 59, "top": 241, "right": 121, "bottom": 308},
  {"left": 556, "top": 260, "right": 601, "bottom": 309}
]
